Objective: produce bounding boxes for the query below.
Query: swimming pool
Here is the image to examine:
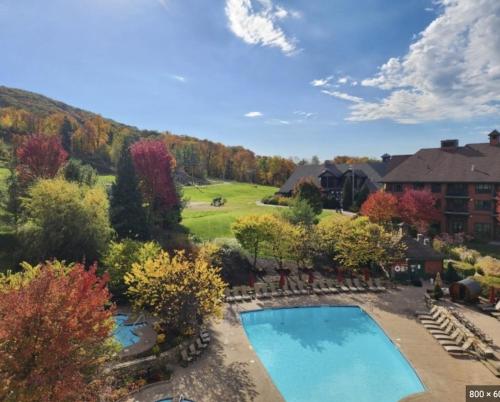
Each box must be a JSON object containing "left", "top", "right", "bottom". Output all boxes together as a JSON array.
[
  {"left": 241, "top": 306, "right": 424, "bottom": 402},
  {"left": 113, "top": 314, "right": 144, "bottom": 347}
]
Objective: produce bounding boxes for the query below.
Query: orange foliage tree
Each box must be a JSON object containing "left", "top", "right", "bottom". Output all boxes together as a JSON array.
[
  {"left": 0, "top": 263, "right": 115, "bottom": 402},
  {"left": 360, "top": 190, "right": 399, "bottom": 225},
  {"left": 398, "top": 189, "right": 440, "bottom": 234}
]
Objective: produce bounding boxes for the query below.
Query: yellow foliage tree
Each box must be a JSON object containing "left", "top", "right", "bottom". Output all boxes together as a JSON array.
[
  {"left": 232, "top": 214, "right": 274, "bottom": 270},
  {"left": 125, "top": 250, "right": 226, "bottom": 334}
]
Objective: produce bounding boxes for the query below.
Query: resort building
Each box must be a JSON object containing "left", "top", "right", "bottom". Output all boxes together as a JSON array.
[
  {"left": 383, "top": 130, "right": 500, "bottom": 241},
  {"left": 278, "top": 157, "right": 407, "bottom": 199}
]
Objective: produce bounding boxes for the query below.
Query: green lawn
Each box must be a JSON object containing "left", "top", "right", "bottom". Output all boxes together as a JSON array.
[{"left": 181, "top": 182, "right": 279, "bottom": 240}]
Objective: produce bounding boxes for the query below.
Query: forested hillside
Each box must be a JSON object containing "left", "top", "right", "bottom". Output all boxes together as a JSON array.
[{"left": 0, "top": 86, "right": 295, "bottom": 186}]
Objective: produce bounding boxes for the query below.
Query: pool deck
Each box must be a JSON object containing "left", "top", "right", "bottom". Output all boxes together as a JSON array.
[{"left": 126, "top": 286, "right": 499, "bottom": 402}]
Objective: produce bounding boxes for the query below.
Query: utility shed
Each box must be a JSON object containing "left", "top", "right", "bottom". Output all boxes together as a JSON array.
[{"left": 449, "top": 278, "right": 482, "bottom": 302}]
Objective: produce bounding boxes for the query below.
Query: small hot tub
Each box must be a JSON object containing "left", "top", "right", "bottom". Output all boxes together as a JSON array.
[{"left": 113, "top": 314, "right": 145, "bottom": 348}]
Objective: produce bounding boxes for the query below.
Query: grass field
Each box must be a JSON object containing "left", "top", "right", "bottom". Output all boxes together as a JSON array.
[{"left": 181, "top": 182, "right": 279, "bottom": 240}]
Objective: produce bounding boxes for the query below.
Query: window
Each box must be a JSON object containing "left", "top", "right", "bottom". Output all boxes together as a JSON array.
[
  {"left": 387, "top": 183, "right": 403, "bottom": 192},
  {"left": 447, "top": 183, "right": 468, "bottom": 196},
  {"left": 474, "top": 223, "right": 491, "bottom": 239},
  {"left": 475, "top": 183, "right": 493, "bottom": 194},
  {"left": 413, "top": 183, "right": 425, "bottom": 190},
  {"left": 435, "top": 199, "right": 442, "bottom": 209},
  {"left": 475, "top": 200, "right": 492, "bottom": 211},
  {"left": 431, "top": 183, "right": 442, "bottom": 193}
]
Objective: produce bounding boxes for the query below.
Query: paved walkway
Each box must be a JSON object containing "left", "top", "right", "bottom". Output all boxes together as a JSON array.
[{"left": 126, "top": 288, "right": 499, "bottom": 402}]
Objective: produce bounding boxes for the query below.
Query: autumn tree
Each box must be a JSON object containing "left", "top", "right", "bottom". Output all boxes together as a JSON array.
[
  {"left": 110, "top": 139, "right": 149, "bottom": 239},
  {"left": 261, "top": 215, "right": 295, "bottom": 272},
  {"left": 131, "top": 139, "right": 182, "bottom": 228},
  {"left": 19, "top": 179, "right": 113, "bottom": 262},
  {"left": 15, "top": 134, "right": 68, "bottom": 183},
  {"left": 125, "top": 250, "right": 226, "bottom": 334},
  {"left": 232, "top": 215, "right": 273, "bottom": 270},
  {"left": 398, "top": 189, "right": 440, "bottom": 234},
  {"left": 361, "top": 190, "right": 399, "bottom": 225},
  {"left": 334, "top": 217, "right": 405, "bottom": 272},
  {"left": 293, "top": 177, "right": 323, "bottom": 214},
  {"left": 72, "top": 116, "right": 110, "bottom": 155},
  {"left": 0, "top": 262, "right": 115, "bottom": 402},
  {"left": 101, "top": 240, "right": 161, "bottom": 300},
  {"left": 59, "top": 115, "right": 76, "bottom": 153}
]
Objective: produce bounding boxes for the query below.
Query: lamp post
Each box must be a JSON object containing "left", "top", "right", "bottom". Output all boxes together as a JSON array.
[{"left": 349, "top": 164, "right": 355, "bottom": 206}]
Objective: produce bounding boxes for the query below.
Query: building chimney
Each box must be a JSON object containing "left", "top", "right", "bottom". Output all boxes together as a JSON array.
[
  {"left": 381, "top": 153, "right": 391, "bottom": 163},
  {"left": 488, "top": 129, "right": 500, "bottom": 146},
  {"left": 440, "top": 139, "right": 459, "bottom": 151}
]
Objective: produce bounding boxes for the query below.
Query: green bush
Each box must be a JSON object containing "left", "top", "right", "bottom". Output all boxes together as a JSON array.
[
  {"left": 63, "top": 159, "right": 98, "bottom": 186},
  {"left": 433, "top": 283, "right": 443, "bottom": 300},
  {"left": 101, "top": 239, "right": 162, "bottom": 300},
  {"left": 444, "top": 261, "right": 460, "bottom": 283},
  {"left": 446, "top": 259, "right": 476, "bottom": 278},
  {"left": 19, "top": 179, "right": 113, "bottom": 263}
]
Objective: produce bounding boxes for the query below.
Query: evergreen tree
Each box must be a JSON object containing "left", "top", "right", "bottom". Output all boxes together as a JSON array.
[
  {"left": 293, "top": 178, "right": 323, "bottom": 215},
  {"left": 342, "top": 175, "right": 353, "bottom": 211},
  {"left": 59, "top": 116, "right": 74, "bottom": 153},
  {"left": 110, "top": 139, "right": 149, "bottom": 240},
  {"left": 353, "top": 183, "right": 370, "bottom": 211}
]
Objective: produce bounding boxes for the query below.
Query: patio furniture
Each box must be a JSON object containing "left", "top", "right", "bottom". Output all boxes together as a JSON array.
[
  {"left": 433, "top": 328, "right": 460, "bottom": 341},
  {"left": 374, "top": 278, "right": 386, "bottom": 292},
  {"left": 181, "top": 349, "right": 193, "bottom": 366},
  {"left": 425, "top": 319, "right": 451, "bottom": 332},
  {"left": 442, "top": 337, "right": 474, "bottom": 356},
  {"left": 313, "top": 282, "right": 325, "bottom": 295},
  {"left": 335, "top": 280, "right": 350, "bottom": 292},
  {"left": 345, "top": 278, "right": 360, "bottom": 292},
  {"left": 353, "top": 278, "right": 367, "bottom": 292},
  {"left": 420, "top": 313, "right": 446, "bottom": 326},
  {"left": 367, "top": 278, "right": 379, "bottom": 292},
  {"left": 325, "top": 280, "right": 339, "bottom": 294},
  {"left": 224, "top": 288, "right": 235, "bottom": 303},
  {"left": 196, "top": 338, "right": 208, "bottom": 350},
  {"left": 189, "top": 343, "right": 201, "bottom": 357},
  {"left": 270, "top": 283, "right": 284, "bottom": 298},
  {"left": 232, "top": 288, "right": 243, "bottom": 303},
  {"left": 288, "top": 283, "right": 301, "bottom": 296},
  {"left": 240, "top": 287, "right": 253, "bottom": 302},
  {"left": 297, "top": 281, "right": 310, "bottom": 295}
]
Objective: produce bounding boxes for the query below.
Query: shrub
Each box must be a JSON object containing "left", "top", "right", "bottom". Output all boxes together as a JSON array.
[
  {"left": 125, "top": 250, "right": 226, "bottom": 334},
  {"left": 433, "top": 283, "right": 444, "bottom": 299},
  {"left": 19, "top": 179, "right": 113, "bottom": 263},
  {"left": 475, "top": 256, "right": 500, "bottom": 277},
  {"left": 101, "top": 239, "right": 162, "bottom": 300},
  {"left": 63, "top": 158, "right": 98, "bottom": 186},
  {"left": 293, "top": 178, "right": 323, "bottom": 214},
  {"left": 444, "top": 261, "right": 460, "bottom": 283}
]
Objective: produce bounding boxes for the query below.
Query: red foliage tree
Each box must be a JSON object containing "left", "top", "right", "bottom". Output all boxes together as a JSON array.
[
  {"left": 0, "top": 263, "right": 114, "bottom": 402},
  {"left": 398, "top": 189, "right": 440, "bottom": 234},
  {"left": 360, "top": 190, "right": 399, "bottom": 224},
  {"left": 16, "top": 134, "right": 68, "bottom": 183},
  {"left": 130, "top": 139, "right": 179, "bottom": 212}
]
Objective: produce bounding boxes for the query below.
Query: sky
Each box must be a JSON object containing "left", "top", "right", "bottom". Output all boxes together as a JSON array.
[{"left": 0, "top": 0, "right": 499, "bottom": 160}]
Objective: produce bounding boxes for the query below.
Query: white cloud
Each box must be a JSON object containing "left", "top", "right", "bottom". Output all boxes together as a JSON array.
[
  {"left": 225, "top": 0, "right": 299, "bottom": 55},
  {"left": 321, "top": 90, "right": 364, "bottom": 103},
  {"left": 171, "top": 75, "right": 186, "bottom": 83},
  {"left": 157, "top": 0, "right": 168, "bottom": 9},
  {"left": 245, "top": 111, "right": 263, "bottom": 117},
  {"left": 337, "top": 77, "right": 348, "bottom": 84},
  {"left": 349, "top": 0, "right": 500, "bottom": 124},
  {"left": 267, "top": 119, "right": 290, "bottom": 125},
  {"left": 293, "top": 110, "right": 318, "bottom": 119},
  {"left": 310, "top": 76, "right": 332, "bottom": 87}
]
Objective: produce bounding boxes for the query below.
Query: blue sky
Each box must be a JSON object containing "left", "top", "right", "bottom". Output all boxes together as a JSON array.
[{"left": 0, "top": 0, "right": 499, "bottom": 160}]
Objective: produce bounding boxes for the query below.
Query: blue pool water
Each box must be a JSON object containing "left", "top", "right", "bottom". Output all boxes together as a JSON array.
[
  {"left": 241, "top": 306, "right": 424, "bottom": 402},
  {"left": 113, "top": 314, "right": 144, "bottom": 347}
]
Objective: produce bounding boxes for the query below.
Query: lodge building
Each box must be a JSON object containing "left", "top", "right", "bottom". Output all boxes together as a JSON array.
[{"left": 382, "top": 130, "right": 500, "bottom": 241}]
